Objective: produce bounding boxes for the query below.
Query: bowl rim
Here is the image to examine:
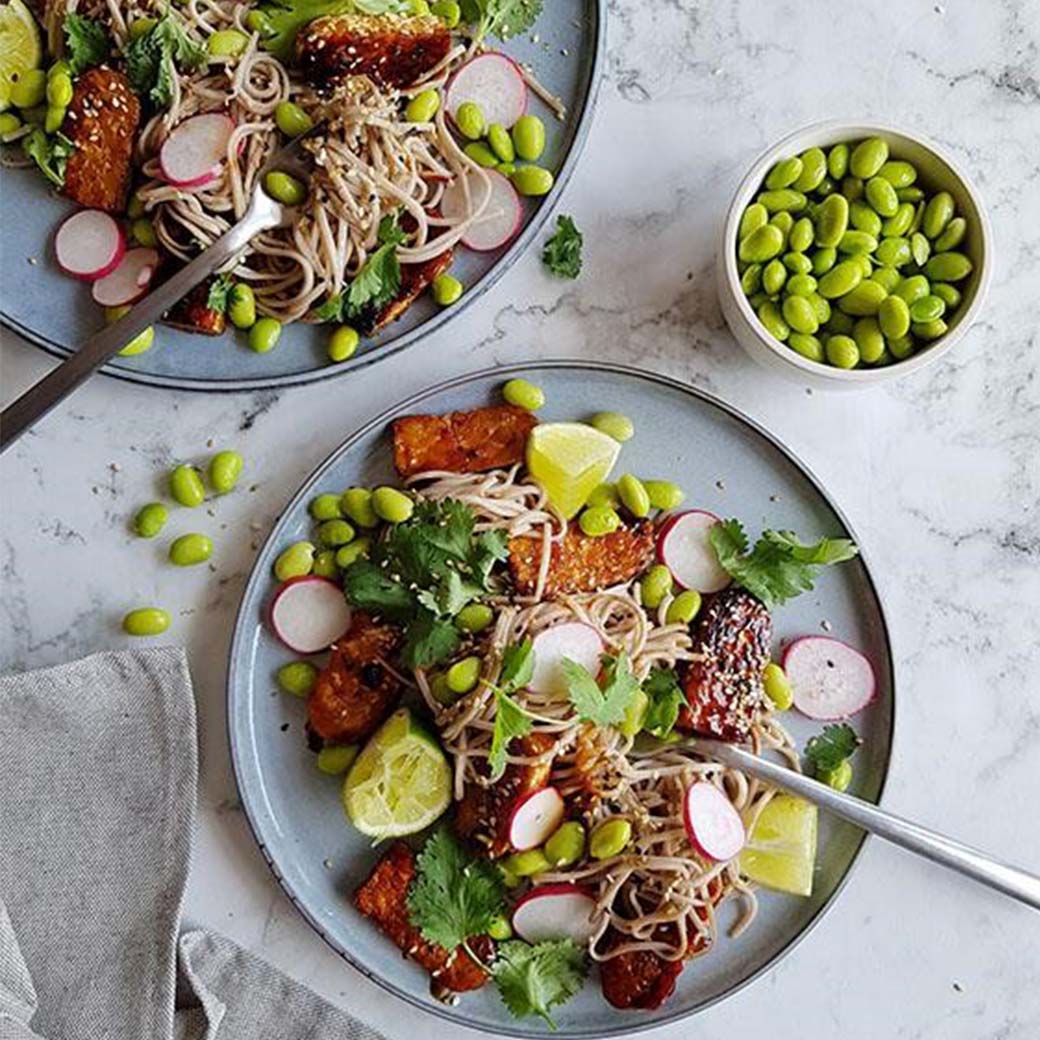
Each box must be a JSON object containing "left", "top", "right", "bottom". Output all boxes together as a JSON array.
[{"left": 720, "top": 118, "right": 994, "bottom": 383}]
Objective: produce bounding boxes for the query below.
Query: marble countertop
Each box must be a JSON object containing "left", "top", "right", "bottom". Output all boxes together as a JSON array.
[{"left": 2, "top": 1, "right": 1039, "bottom": 1037}]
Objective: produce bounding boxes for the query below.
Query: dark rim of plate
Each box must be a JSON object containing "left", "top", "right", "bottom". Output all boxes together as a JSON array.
[
  {"left": 225, "top": 359, "right": 897, "bottom": 1038},
  {"left": 0, "top": 4, "right": 607, "bottom": 393}
]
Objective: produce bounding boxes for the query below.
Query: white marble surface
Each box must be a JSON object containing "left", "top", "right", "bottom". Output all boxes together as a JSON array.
[{"left": 2, "top": 1, "right": 1039, "bottom": 1037}]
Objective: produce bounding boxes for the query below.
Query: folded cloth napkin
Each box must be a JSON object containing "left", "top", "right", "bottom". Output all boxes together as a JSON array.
[{"left": 0, "top": 649, "right": 386, "bottom": 1040}]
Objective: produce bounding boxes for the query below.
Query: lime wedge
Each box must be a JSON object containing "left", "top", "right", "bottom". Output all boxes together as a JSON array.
[
  {"left": 342, "top": 708, "right": 452, "bottom": 838},
  {"left": 740, "top": 794, "right": 818, "bottom": 896},
  {"left": 0, "top": 0, "right": 42, "bottom": 113},
  {"left": 526, "top": 422, "right": 621, "bottom": 519}
]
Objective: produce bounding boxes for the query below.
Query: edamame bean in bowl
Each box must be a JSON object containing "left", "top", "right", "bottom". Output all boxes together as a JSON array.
[{"left": 718, "top": 121, "right": 992, "bottom": 387}]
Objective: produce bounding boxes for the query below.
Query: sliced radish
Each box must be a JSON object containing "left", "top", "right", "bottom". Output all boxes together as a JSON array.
[
  {"left": 683, "top": 781, "right": 745, "bottom": 862},
  {"left": 508, "top": 786, "right": 564, "bottom": 851},
  {"left": 529, "top": 622, "right": 603, "bottom": 697},
  {"left": 269, "top": 576, "right": 352, "bottom": 654},
  {"left": 512, "top": 884, "right": 598, "bottom": 945},
  {"left": 446, "top": 52, "right": 527, "bottom": 131},
  {"left": 159, "top": 112, "right": 236, "bottom": 188},
  {"left": 783, "top": 636, "right": 876, "bottom": 719},
  {"left": 54, "top": 210, "right": 125, "bottom": 281},
  {"left": 91, "top": 248, "right": 159, "bottom": 307},
  {"left": 658, "top": 510, "right": 732, "bottom": 594},
  {"left": 441, "top": 169, "right": 521, "bottom": 252}
]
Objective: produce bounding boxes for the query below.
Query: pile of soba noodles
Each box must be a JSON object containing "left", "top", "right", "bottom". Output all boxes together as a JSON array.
[
  {"left": 45, "top": 0, "right": 506, "bottom": 322},
  {"left": 406, "top": 465, "right": 801, "bottom": 968}
]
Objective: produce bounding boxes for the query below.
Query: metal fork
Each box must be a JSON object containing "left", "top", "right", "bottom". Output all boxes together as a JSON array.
[
  {"left": 0, "top": 132, "right": 317, "bottom": 453},
  {"left": 684, "top": 737, "right": 1040, "bottom": 911}
]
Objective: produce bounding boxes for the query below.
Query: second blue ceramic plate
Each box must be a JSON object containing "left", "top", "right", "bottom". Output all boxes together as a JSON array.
[
  {"left": 227, "top": 360, "right": 895, "bottom": 1036},
  {"left": 0, "top": 3, "right": 604, "bottom": 391}
]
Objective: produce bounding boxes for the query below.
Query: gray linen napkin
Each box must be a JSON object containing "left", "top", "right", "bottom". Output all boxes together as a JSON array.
[{"left": 0, "top": 649, "right": 386, "bottom": 1040}]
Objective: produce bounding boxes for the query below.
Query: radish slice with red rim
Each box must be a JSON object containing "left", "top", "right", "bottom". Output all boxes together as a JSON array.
[
  {"left": 658, "top": 510, "right": 732, "bottom": 593},
  {"left": 441, "top": 169, "right": 521, "bottom": 252},
  {"left": 683, "top": 781, "right": 745, "bottom": 861},
  {"left": 269, "top": 576, "right": 352, "bottom": 654},
  {"left": 783, "top": 636, "right": 876, "bottom": 719},
  {"left": 508, "top": 786, "right": 564, "bottom": 851},
  {"left": 159, "top": 112, "right": 236, "bottom": 188},
  {"left": 529, "top": 622, "right": 603, "bottom": 697},
  {"left": 512, "top": 884, "right": 598, "bottom": 944},
  {"left": 446, "top": 52, "right": 527, "bottom": 130},
  {"left": 90, "top": 248, "right": 159, "bottom": 307},
  {"left": 54, "top": 210, "right": 126, "bottom": 281}
]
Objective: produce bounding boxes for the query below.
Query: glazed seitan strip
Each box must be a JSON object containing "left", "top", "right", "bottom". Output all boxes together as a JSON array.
[
  {"left": 454, "top": 732, "right": 556, "bottom": 858},
  {"left": 392, "top": 404, "right": 537, "bottom": 478},
  {"left": 354, "top": 841, "right": 493, "bottom": 995},
  {"left": 508, "top": 522, "right": 656, "bottom": 597},
  {"left": 164, "top": 279, "right": 226, "bottom": 336},
  {"left": 308, "top": 613, "right": 402, "bottom": 744},
  {"left": 296, "top": 13, "right": 451, "bottom": 89},
  {"left": 355, "top": 248, "right": 454, "bottom": 336},
  {"left": 62, "top": 67, "right": 139, "bottom": 213}
]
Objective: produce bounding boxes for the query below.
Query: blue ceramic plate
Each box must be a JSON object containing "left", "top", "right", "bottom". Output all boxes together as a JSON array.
[
  {"left": 227, "top": 361, "right": 895, "bottom": 1037},
  {"left": 0, "top": 4, "right": 603, "bottom": 391}
]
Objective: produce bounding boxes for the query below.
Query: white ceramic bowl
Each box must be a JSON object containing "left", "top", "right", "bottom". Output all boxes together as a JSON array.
[{"left": 718, "top": 121, "right": 993, "bottom": 388}]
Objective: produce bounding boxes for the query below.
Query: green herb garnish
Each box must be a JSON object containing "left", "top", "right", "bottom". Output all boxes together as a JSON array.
[
  {"left": 257, "top": 0, "right": 409, "bottom": 61},
  {"left": 486, "top": 639, "right": 535, "bottom": 780},
  {"left": 542, "top": 215, "right": 583, "bottom": 279},
  {"left": 562, "top": 651, "right": 641, "bottom": 728},
  {"left": 63, "top": 13, "right": 109, "bottom": 75},
  {"left": 709, "top": 520, "right": 859, "bottom": 607},
  {"left": 804, "top": 722, "right": 860, "bottom": 774},
  {"left": 125, "top": 10, "right": 207, "bottom": 109},
  {"left": 460, "top": 0, "right": 543, "bottom": 42},
  {"left": 206, "top": 273, "right": 235, "bottom": 314},
  {"left": 22, "top": 130, "right": 75, "bottom": 188},
  {"left": 640, "top": 666, "right": 684, "bottom": 739},
  {"left": 493, "top": 938, "right": 587, "bottom": 1028}
]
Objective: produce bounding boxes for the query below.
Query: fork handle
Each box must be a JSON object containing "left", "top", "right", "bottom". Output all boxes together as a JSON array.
[
  {"left": 704, "top": 740, "right": 1040, "bottom": 911},
  {"left": 1, "top": 208, "right": 275, "bottom": 452}
]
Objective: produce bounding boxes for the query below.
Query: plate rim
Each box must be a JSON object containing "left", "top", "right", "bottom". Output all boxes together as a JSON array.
[
  {"left": 0, "top": 3, "right": 607, "bottom": 393},
  {"left": 226, "top": 359, "right": 897, "bottom": 1036}
]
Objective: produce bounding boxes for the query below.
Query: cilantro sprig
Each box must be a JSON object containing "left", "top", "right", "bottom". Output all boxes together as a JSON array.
[
  {"left": 406, "top": 829, "right": 588, "bottom": 1027},
  {"left": 22, "top": 131, "right": 75, "bottom": 188},
  {"left": 63, "top": 13, "right": 109, "bottom": 75},
  {"left": 316, "top": 213, "right": 407, "bottom": 322},
  {"left": 487, "top": 639, "right": 535, "bottom": 780},
  {"left": 709, "top": 520, "right": 859, "bottom": 607},
  {"left": 206, "top": 273, "right": 235, "bottom": 314},
  {"left": 542, "top": 215, "right": 583, "bottom": 279},
  {"left": 562, "top": 651, "right": 642, "bottom": 727},
  {"left": 341, "top": 498, "right": 507, "bottom": 669},
  {"left": 460, "top": 0, "right": 543, "bottom": 42},
  {"left": 804, "top": 723, "right": 861, "bottom": 774},
  {"left": 256, "top": 1, "right": 410, "bottom": 60},
  {"left": 125, "top": 9, "right": 207, "bottom": 109},
  {"left": 640, "top": 667, "right": 684, "bottom": 739}
]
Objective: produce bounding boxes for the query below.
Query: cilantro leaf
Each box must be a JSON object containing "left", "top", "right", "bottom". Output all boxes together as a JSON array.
[
  {"left": 542, "top": 215, "right": 583, "bottom": 279},
  {"left": 709, "top": 519, "right": 859, "bottom": 607},
  {"left": 471, "top": 529, "right": 509, "bottom": 586},
  {"left": 488, "top": 688, "right": 533, "bottom": 781},
  {"left": 499, "top": 637, "right": 534, "bottom": 692},
  {"left": 22, "top": 130, "right": 75, "bottom": 188},
  {"left": 641, "top": 667, "right": 684, "bottom": 739},
  {"left": 63, "top": 13, "right": 109, "bottom": 75},
  {"left": 319, "top": 213, "right": 408, "bottom": 321},
  {"left": 563, "top": 651, "right": 641, "bottom": 727},
  {"left": 125, "top": 13, "right": 206, "bottom": 109},
  {"left": 461, "top": 0, "right": 543, "bottom": 42},
  {"left": 493, "top": 939, "right": 587, "bottom": 1027},
  {"left": 804, "top": 723, "right": 861, "bottom": 774},
  {"left": 407, "top": 826, "right": 505, "bottom": 951},
  {"left": 399, "top": 609, "right": 460, "bottom": 669},
  {"left": 258, "top": 1, "right": 409, "bottom": 61},
  {"left": 206, "top": 274, "right": 234, "bottom": 314},
  {"left": 416, "top": 569, "right": 482, "bottom": 619},
  {"left": 342, "top": 559, "right": 415, "bottom": 622}
]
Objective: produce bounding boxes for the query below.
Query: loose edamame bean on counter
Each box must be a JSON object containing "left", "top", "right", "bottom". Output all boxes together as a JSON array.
[
  {"left": 134, "top": 502, "right": 168, "bottom": 538},
  {"left": 735, "top": 136, "right": 973, "bottom": 369},
  {"left": 502, "top": 378, "right": 545, "bottom": 411},
  {"left": 208, "top": 449, "right": 243, "bottom": 493},
  {"left": 170, "top": 464, "right": 205, "bottom": 507},
  {"left": 123, "top": 607, "right": 171, "bottom": 637},
  {"left": 589, "top": 411, "right": 634, "bottom": 442},
  {"left": 169, "top": 532, "right": 213, "bottom": 567}
]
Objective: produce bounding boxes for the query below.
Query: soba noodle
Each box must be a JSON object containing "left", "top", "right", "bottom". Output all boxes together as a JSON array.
[{"left": 406, "top": 466, "right": 800, "bottom": 965}]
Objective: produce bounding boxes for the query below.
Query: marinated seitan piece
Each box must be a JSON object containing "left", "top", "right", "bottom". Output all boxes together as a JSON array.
[
  {"left": 296, "top": 13, "right": 451, "bottom": 89},
  {"left": 454, "top": 732, "right": 556, "bottom": 858},
  {"left": 164, "top": 279, "right": 226, "bottom": 336},
  {"left": 508, "top": 522, "right": 656, "bottom": 597},
  {"left": 677, "top": 588, "right": 772, "bottom": 742},
  {"left": 392, "top": 404, "right": 537, "bottom": 478},
  {"left": 354, "top": 841, "right": 493, "bottom": 995},
  {"left": 62, "top": 67, "right": 139, "bottom": 213},
  {"left": 355, "top": 248, "right": 454, "bottom": 335},
  {"left": 308, "top": 613, "right": 402, "bottom": 744},
  {"left": 599, "top": 930, "right": 685, "bottom": 1011}
]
